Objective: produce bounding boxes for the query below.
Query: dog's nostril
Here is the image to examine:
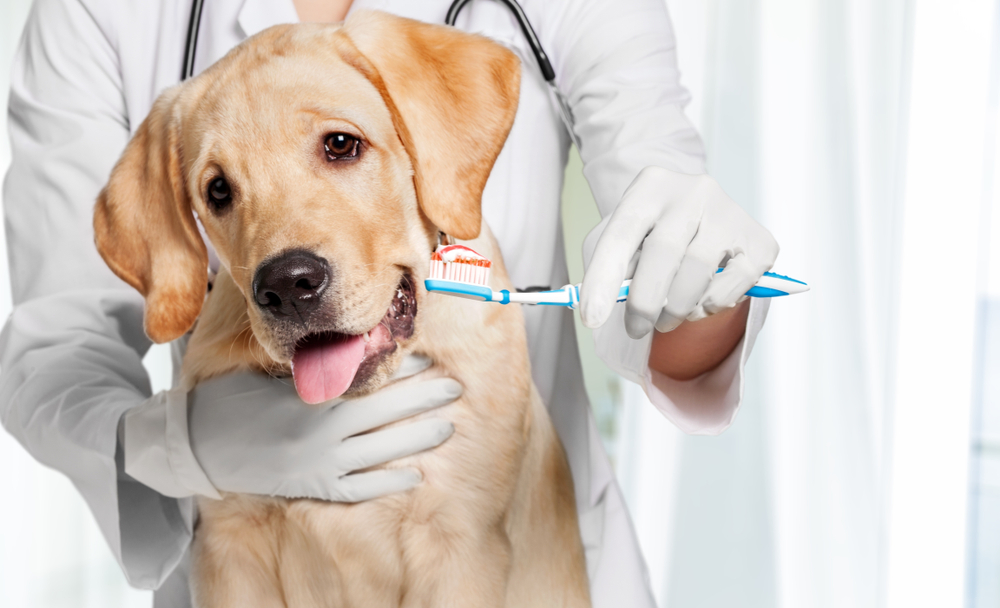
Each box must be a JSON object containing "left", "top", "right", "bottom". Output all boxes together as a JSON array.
[
  {"left": 264, "top": 291, "right": 282, "bottom": 308},
  {"left": 253, "top": 251, "right": 331, "bottom": 321}
]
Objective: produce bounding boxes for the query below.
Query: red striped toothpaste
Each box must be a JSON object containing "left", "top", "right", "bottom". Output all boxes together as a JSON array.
[{"left": 429, "top": 244, "right": 492, "bottom": 286}]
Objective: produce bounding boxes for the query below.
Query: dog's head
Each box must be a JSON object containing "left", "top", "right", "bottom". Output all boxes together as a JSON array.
[{"left": 93, "top": 11, "right": 520, "bottom": 403}]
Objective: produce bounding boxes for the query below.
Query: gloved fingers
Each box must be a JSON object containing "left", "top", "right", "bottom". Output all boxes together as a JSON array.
[
  {"left": 624, "top": 249, "right": 641, "bottom": 280},
  {"left": 582, "top": 213, "right": 612, "bottom": 271},
  {"left": 698, "top": 252, "right": 759, "bottom": 314},
  {"left": 682, "top": 303, "right": 710, "bottom": 324},
  {"left": 331, "top": 377, "right": 462, "bottom": 438},
  {"left": 579, "top": 179, "right": 667, "bottom": 330},
  {"left": 695, "top": 202, "right": 778, "bottom": 315},
  {"left": 331, "top": 468, "right": 424, "bottom": 503},
  {"left": 390, "top": 354, "right": 433, "bottom": 382},
  {"left": 656, "top": 239, "right": 723, "bottom": 332},
  {"left": 654, "top": 309, "right": 684, "bottom": 333},
  {"left": 580, "top": 230, "right": 643, "bottom": 330},
  {"left": 337, "top": 417, "right": 454, "bottom": 473},
  {"left": 623, "top": 218, "right": 699, "bottom": 339}
]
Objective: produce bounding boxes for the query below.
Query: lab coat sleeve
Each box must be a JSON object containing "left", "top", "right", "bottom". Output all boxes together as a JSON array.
[
  {"left": 538, "top": 0, "right": 768, "bottom": 435},
  {"left": 0, "top": 0, "right": 192, "bottom": 589}
]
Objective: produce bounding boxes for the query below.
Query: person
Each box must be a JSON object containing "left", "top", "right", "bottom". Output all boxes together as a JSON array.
[{"left": 0, "top": 0, "right": 778, "bottom": 606}]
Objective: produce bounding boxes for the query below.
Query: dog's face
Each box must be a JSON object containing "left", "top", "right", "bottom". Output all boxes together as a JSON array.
[
  {"left": 93, "top": 12, "right": 520, "bottom": 403},
  {"left": 191, "top": 45, "right": 423, "bottom": 403},
  {"left": 186, "top": 37, "right": 429, "bottom": 404}
]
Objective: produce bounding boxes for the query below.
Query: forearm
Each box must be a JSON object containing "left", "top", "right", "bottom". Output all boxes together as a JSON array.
[
  {"left": 544, "top": 0, "right": 706, "bottom": 216},
  {"left": 0, "top": 290, "right": 151, "bottom": 470},
  {"left": 0, "top": 290, "right": 196, "bottom": 589},
  {"left": 2, "top": 0, "right": 196, "bottom": 588},
  {"left": 647, "top": 298, "right": 750, "bottom": 381}
]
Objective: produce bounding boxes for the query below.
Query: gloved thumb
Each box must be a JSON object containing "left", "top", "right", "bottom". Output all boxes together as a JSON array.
[
  {"left": 582, "top": 214, "right": 612, "bottom": 271},
  {"left": 580, "top": 215, "right": 640, "bottom": 329}
]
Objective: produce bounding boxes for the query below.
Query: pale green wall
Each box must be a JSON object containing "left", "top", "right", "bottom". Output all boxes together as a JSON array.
[{"left": 560, "top": 147, "right": 623, "bottom": 461}]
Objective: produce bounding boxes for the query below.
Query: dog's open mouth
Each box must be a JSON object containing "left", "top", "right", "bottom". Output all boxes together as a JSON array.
[{"left": 290, "top": 275, "right": 416, "bottom": 404}]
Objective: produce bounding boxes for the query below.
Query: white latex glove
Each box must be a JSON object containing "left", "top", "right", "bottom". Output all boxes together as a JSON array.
[
  {"left": 581, "top": 166, "right": 779, "bottom": 338},
  {"left": 123, "top": 354, "right": 458, "bottom": 502}
]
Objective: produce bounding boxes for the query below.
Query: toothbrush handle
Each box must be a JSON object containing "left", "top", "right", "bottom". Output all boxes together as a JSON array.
[{"left": 567, "top": 270, "right": 808, "bottom": 309}]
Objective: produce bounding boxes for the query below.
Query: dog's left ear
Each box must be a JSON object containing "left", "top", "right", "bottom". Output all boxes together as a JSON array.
[
  {"left": 337, "top": 10, "right": 521, "bottom": 240},
  {"left": 94, "top": 88, "right": 209, "bottom": 343}
]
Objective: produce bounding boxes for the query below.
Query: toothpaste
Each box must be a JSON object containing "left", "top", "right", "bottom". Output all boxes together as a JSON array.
[
  {"left": 432, "top": 244, "right": 492, "bottom": 267},
  {"left": 430, "top": 244, "right": 492, "bottom": 286}
]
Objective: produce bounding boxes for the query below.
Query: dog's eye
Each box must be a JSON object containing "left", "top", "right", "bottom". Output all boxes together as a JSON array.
[
  {"left": 207, "top": 177, "right": 232, "bottom": 211},
  {"left": 324, "top": 133, "right": 360, "bottom": 161}
]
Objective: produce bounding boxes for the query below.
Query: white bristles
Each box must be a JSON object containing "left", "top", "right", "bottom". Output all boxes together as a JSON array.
[{"left": 429, "top": 259, "right": 491, "bottom": 286}]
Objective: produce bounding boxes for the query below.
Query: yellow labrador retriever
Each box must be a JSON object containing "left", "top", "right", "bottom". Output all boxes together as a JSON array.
[{"left": 93, "top": 10, "right": 590, "bottom": 608}]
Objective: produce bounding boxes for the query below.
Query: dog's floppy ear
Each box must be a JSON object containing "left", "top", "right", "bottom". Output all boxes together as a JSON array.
[
  {"left": 94, "top": 89, "right": 208, "bottom": 343},
  {"left": 338, "top": 10, "right": 521, "bottom": 240}
]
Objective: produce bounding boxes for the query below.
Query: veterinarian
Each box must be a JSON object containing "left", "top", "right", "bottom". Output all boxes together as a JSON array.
[{"left": 0, "top": 0, "right": 777, "bottom": 606}]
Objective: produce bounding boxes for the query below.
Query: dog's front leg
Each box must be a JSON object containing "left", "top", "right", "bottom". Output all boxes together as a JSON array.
[
  {"left": 190, "top": 533, "right": 288, "bottom": 608},
  {"left": 399, "top": 523, "right": 512, "bottom": 608},
  {"left": 190, "top": 498, "right": 300, "bottom": 608}
]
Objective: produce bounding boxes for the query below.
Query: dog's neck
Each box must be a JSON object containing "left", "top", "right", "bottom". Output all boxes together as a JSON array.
[{"left": 411, "top": 227, "right": 533, "bottom": 405}]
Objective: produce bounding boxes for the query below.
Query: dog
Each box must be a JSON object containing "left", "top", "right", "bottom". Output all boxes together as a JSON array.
[{"left": 93, "top": 10, "right": 591, "bottom": 607}]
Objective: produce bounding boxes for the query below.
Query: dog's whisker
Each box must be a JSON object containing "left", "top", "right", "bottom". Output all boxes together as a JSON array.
[
  {"left": 229, "top": 323, "right": 253, "bottom": 362},
  {"left": 245, "top": 339, "right": 269, "bottom": 371}
]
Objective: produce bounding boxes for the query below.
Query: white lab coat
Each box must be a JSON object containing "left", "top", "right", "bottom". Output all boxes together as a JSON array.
[{"left": 0, "top": 0, "right": 769, "bottom": 606}]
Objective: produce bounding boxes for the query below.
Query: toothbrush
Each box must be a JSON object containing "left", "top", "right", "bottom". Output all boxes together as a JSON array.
[{"left": 425, "top": 244, "right": 808, "bottom": 309}]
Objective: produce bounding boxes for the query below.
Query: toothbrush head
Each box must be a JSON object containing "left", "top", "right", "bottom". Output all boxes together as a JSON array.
[{"left": 429, "top": 244, "right": 492, "bottom": 287}]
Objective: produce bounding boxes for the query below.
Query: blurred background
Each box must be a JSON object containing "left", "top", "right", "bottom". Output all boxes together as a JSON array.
[{"left": 3, "top": 0, "right": 1000, "bottom": 607}]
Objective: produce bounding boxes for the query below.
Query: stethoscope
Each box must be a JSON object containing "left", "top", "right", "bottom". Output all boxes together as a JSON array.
[{"left": 181, "top": 0, "right": 579, "bottom": 145}]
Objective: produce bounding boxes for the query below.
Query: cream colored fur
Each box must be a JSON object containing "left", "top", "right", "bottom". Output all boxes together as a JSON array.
[
  {"left": 94, "top": 10, "right": 590, "bottom": 607},
  {"left": 186, "top": 231, "right": 589, "bottom": 607}
]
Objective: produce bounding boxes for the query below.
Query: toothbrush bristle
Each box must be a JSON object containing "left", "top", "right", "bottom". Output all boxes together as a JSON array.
[
  {"left": 429, "top": 259, "right": 492, "bottom": 286},
  {"left": 429, "top": 244, "right": 492, "bottom": 286}
]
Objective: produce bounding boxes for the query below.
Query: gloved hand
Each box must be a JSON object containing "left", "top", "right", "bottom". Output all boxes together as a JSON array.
[
  {"left": 123, "top": 354, "right": 458, "bottom": 502},
  {"left": 581, "top": 166, "right": 779, "bottom": 338}
]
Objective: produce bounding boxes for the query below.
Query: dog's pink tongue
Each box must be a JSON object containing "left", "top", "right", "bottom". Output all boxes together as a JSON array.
[{"left": 292, "top": 334, "right": 366, "bottom": 405}]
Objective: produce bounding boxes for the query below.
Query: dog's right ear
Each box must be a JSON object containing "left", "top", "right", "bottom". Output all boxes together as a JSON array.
[
  {"left": 94, "top": 88, "right": 208, "bottom": 343},
  {"left": 337, "top": 10, "right": 521, "bottom": 241}
]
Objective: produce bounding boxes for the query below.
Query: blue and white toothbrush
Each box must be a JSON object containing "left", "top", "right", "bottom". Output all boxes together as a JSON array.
[{"left": 425, "top": 244, "right": 808, "bottom": 308}]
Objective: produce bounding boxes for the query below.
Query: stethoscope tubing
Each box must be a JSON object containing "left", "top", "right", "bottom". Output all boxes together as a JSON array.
[
  {"left": 445, "top": 0, "right": 555, "bottom": 83},
  {"left": 183, "top": 0, "right": 206, "bottom": 81},
  {"left": 182, "top": 0, "right": 557, "bottom": 86}
]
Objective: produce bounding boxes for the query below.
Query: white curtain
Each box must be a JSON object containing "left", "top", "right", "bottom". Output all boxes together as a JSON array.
[{"left": 617, "top": 1, "right": 1000, "bottom": 607}]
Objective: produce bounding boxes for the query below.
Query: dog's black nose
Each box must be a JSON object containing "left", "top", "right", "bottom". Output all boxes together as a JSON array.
[{"left": 253, "top": 251, "right": 330, "bottom": 321}]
